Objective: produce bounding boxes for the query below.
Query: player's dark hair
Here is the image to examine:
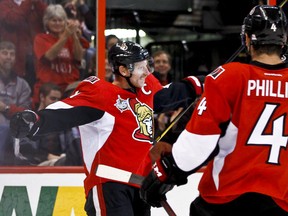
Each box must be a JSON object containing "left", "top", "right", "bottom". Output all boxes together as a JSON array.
[{"left": 253, "top": 44, "right": 283, "bottom": 56}]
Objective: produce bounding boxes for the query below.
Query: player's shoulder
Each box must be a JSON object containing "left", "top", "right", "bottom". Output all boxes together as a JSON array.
[
  {"left": 78, "top": 76, "right": 112, "bottom": 92},
  {"left": 207, "top": 62, "right": 247, "bottom": 81},
  {"left": 82, "top": 76, "right": 101, "bottom": 85},
  {"left": 67, "top": 76, "right": 113, "bottom": 103}
]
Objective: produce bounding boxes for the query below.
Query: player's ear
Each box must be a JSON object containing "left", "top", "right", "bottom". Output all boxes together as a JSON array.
[
  {"left": 119, "top": 65, "right": 130, "bottom": 77},
  {"left": 245, "top": 34, "right": 251, "bottom": 52}
]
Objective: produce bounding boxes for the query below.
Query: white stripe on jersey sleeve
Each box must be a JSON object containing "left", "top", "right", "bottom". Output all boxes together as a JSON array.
[
  {"left": 172, "top": 129, "right": 219, "bottom": 172},
  {"left": 46, "top": 101, "right": 72, "bottom": 109},
  {"left": 80, "top": 112, "right": 115, "bottom": 173},
  {"left": 212, "top": 121, "right": 238, "bottom": 190}
]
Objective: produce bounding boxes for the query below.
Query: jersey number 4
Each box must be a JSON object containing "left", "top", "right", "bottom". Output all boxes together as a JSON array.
[{"left": 247, "top": 103, "right": 287, "bottom": 165}]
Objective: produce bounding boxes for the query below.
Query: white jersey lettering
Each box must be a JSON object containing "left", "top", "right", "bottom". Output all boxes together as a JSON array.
[{"left": 247, "top": 79, "right": 288, "bottom": 98}]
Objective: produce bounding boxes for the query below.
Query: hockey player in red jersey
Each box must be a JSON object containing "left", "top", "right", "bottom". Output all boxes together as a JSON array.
[
  {"left": 140, "top": 5, "right": 288, "bottom": 216},
  {"left": 9, "top": 40, "right": 203, "bottom": 216}
]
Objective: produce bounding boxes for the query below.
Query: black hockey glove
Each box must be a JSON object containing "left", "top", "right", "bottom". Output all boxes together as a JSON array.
[
  {"left": 140, "top": 160, "right": 174, "bottom": 207},
  {"left": 140, "top": 154, "right": 188, "bottom": 207},
  {"left": 10, "top": 110, "right": 39, "bottom": 138}
]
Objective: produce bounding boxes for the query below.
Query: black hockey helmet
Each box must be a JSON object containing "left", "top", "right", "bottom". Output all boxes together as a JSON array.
[
  {"left": 108, "top": 41, "right": 152, "bottom": 74},
  {"left": 241, "top": 5, "right": 288, "bottom": 46}
]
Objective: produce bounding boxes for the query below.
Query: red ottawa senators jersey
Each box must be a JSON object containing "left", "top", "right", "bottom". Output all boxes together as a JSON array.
[
  {"left": 37, "top": 74, "right": 163, "bottom": 196},
  {"left": 172, "top": 61, "right": 288, "bottom": 211}
]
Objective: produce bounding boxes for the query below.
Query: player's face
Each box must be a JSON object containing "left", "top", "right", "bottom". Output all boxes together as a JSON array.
[{"left": 129, "top": 60, "right": 150, "bottom": 88}]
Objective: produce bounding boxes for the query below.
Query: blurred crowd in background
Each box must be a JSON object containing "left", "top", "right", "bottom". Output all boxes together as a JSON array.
[{"left": 0, "top": 0, "right": 198, "bottom": 166}]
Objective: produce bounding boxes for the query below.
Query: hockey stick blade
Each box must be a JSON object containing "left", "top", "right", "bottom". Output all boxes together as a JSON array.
[{"left": 96, "top": 164, "right": 177, "bottom": 216}]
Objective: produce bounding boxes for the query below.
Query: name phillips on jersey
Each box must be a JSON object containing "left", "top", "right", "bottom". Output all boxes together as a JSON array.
[{"left": 247, "top": 78, "right": 288, "bottom": 98}]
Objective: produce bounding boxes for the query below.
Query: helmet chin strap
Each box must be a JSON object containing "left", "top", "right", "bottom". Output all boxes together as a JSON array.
[
  {"left": 117, "top": 64, "right": 137, "bottom": 92},
  {"left": 120, "top": 71, "right": 137, "bottom": 93},
  {"left": 126, "top": 77, "right": 137, "bottom": 92}
]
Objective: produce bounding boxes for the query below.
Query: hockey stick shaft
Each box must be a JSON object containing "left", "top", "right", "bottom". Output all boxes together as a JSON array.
[
  {"left": 96, "top": 165, "right": 177, "bottom": 216},
  {"left": 224, "top": 44, "right": 245, "bottom": 64},
  {"left": 155, "top": 100, "right": 195, "bottom": 143},
  {"left": 279, "top": 0, "right": 288, "bottom": 7}
]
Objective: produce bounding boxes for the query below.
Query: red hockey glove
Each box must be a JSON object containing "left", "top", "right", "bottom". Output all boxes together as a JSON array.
[
  {"left": 183, "top": 75, "right": 204, "bottom": 96},
  {"left": 10, "top": 110, "right": 39, "bottom": 138}
]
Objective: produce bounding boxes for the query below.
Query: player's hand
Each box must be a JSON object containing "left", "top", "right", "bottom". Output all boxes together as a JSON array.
[
  {"left": 150, "top": 141, "right": 172, "bottom": 163},
  {"left": 141, "top": 154, "right": 189, "bottom": 207},
  {"left": 140, "top": 159, "right": 174, "bottom": 207},
  {"left": 10, "top": 110, "right": 39, "bottom": 138}
]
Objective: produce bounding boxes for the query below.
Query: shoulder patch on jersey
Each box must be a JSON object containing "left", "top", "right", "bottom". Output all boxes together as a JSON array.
[
  {"left": 83, "top": 76, "right": 100, "bottom": 84},
  {"left": 114, "top": 95, "right": 129, "bottom": 113},
  {"left": 209, "top": 66, "right": 225, "bottom": 80}
]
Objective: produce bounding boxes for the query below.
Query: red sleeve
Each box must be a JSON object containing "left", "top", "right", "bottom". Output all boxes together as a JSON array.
[
  {"left": 186, "top": 63, "right": 242, "bottom": 135},
  {"left": 34, "top": 34, "right": 50, "bottom": 60}
]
